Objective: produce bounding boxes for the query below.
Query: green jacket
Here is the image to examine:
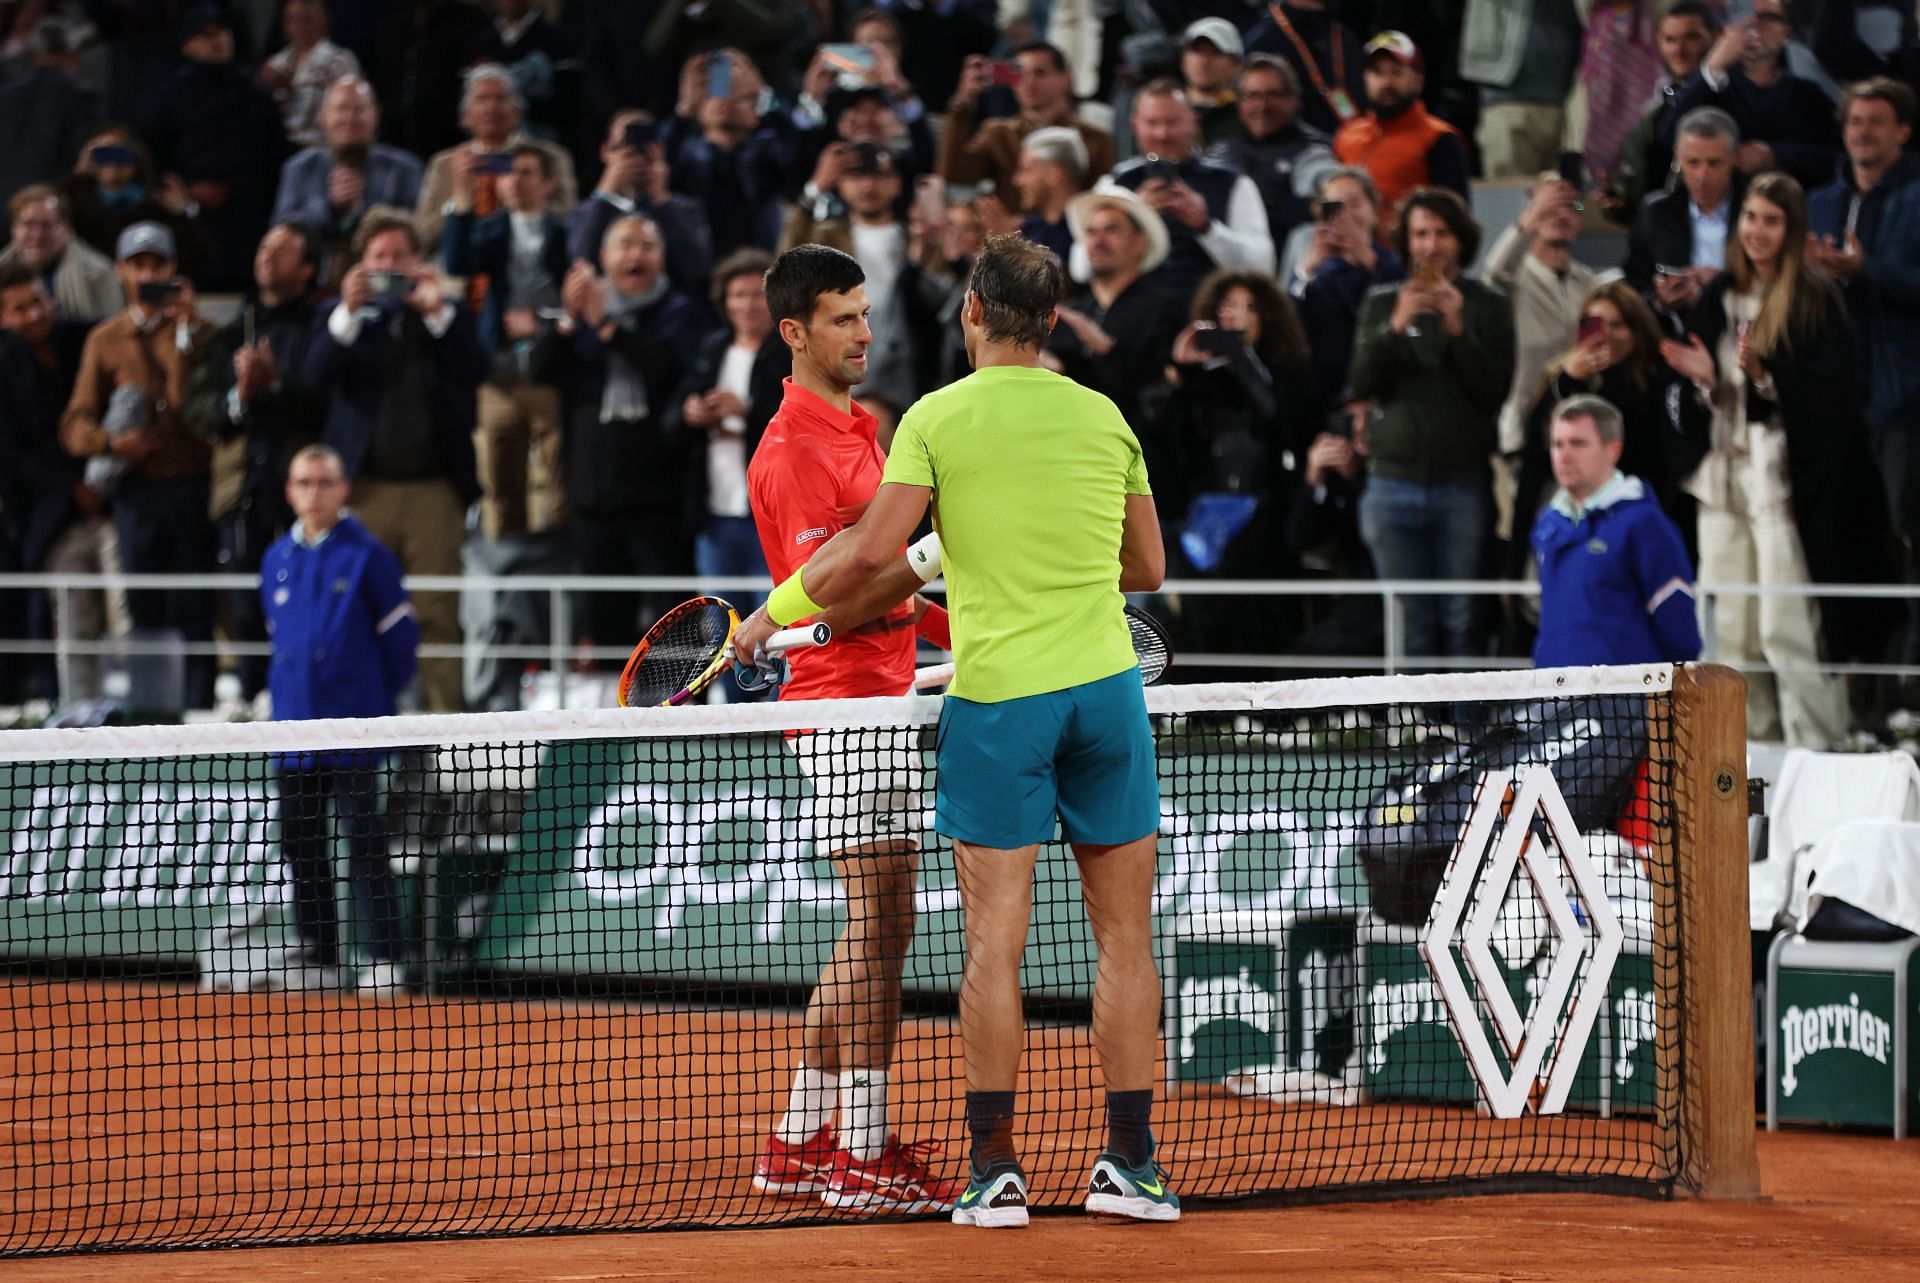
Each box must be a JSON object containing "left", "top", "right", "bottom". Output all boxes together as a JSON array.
[{"left": 1348, "top": 277, "right": 1516, "bottom": 485}]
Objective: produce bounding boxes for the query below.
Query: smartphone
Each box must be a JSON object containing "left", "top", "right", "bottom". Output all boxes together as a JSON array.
[
  {"left": 243, "top": 304, "right": 255, "bottom": 351},
  {"left": 1414, "top": 259, "right": 1441, "bottom": 286},
  {"left": 135, "top": 280, "right": 180, "bottom": 305},
  {"left": 1192, "top": 326, "right": 1247, "bottom": 359},
  {"left": 1655, "top": 263, "right": 1687, "bottom": 278},
  {"left": 91, "top": 143, "right": 137, "bottom": 168},
  {"left": 988, "top": 60, "right": 1021, "bottom": 87},
  {"left": 621, "top": 118, "right": 657, "bottom": 150},
  {"left": 1140, "top": 155, "right": 1179, "bottom": 184},
  {"left": 820, "top": 42, "right": 875, "bottom": 75},
  {"left": 475, "top": 151, "right": 515, "bottom": 176},
  {"left": 1315, "top": 198, "right": 1345, "bottom": 222},
  {"left": 914, "top": 175, "right": 946, "bottom": 227},
  {"left": 1557, "top": 152, "right": 1586, "bottom": 191},
  {"left": 707, "top": 51, "right": 733, "bottom": 100},
  {"left": 1578, "top": 314, "right": 1605, "bottom": 345},
  {"left": 366, "top": 270, "right": 416, "bottom": 299}
]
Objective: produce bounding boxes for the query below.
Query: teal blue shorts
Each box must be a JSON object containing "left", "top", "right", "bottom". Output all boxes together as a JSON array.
[{"left": 934, "top": 668, "right": 1160, "bottom": 849}]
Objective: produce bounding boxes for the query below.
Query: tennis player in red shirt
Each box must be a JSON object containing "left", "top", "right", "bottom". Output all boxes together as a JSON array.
[{"left": 745, "top": 244, "right": 957, "bottom": 1213}]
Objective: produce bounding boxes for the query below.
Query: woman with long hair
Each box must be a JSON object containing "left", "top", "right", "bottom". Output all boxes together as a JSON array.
[
  {"left": 1514, "top": 280, "right": 1689, "bottom": 551},
  {"left": 1160, "top": 269, "right": 1318, "bottom": 663},
  {"left": 1661, "top": 171, "right": 1901, "bottom": 746}
]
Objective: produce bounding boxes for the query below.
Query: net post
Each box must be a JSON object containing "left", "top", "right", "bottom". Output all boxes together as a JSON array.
[{"left": 1668, "top": 662, "right": 1761, "bottom": 1199}]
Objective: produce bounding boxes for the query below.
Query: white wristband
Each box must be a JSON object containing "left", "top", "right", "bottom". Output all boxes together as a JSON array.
[{"left": 906, "top": 531, "right": 942, "bottom": 583}]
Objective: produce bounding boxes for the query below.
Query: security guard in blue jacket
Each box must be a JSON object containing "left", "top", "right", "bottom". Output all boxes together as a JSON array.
[
  {"left": 1532, "top": 394, "right": 1702, "bottom": 668},
  {"left": 260, "top": 443, "right": 418, "bottom": 994}
]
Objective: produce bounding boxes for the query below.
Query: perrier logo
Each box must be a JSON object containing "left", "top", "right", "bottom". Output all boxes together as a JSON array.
[{"left": 1779, "top": 994, "right": 1892, "bottom": 1097}]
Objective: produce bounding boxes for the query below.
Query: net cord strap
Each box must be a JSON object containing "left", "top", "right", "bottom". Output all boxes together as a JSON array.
[{"left": 0, "top": 665, "right": 1674, "bottom": 763}]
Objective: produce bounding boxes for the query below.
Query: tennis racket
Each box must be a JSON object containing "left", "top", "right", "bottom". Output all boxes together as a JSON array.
[
  {"left": 911, "top": 603, "right": 1174, "bottom": 690},
  {"left": 617, "top": 596, "right": 830, "bottom": 707}
]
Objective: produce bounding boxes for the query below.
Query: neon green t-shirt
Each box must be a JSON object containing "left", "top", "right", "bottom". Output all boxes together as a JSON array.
[{"left": 881, "top": 363, "right": 1151, "bottom": 703}]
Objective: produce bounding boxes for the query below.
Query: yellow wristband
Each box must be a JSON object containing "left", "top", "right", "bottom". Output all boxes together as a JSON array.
[{"left": 765, "top": 568, "right": 823, "bottom": 626}]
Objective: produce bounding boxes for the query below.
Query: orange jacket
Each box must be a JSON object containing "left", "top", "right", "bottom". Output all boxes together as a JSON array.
[{"left": 1333, "top": 102, "right": 1463, "bottom": 226}]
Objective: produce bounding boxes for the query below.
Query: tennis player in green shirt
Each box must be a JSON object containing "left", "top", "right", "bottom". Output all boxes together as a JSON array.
[{"left": 732, "top": 234, "right": 1173, "bottom": 1228}]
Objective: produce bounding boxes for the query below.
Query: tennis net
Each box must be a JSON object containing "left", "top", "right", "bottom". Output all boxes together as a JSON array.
[{"left": 0, "top": 665, "right": 1752, "bottom": 1255}]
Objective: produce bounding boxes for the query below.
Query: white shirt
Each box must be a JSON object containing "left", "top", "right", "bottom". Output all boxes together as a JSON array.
[{"left": 708, "top": 343, "right": 757, "bottom": 518}]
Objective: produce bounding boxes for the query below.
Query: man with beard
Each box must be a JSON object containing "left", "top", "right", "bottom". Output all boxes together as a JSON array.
[{"left": 1332, "top": 32, "right": 1469, "bottom": 233}]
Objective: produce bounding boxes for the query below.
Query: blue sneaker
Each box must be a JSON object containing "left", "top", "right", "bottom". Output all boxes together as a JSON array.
[
  {"left": 950, "top": 1160, "right": 1029, "bottom": 1228},
  {"left": 1085, "top": 1150, "right": 1180, "bottom": 1222}
]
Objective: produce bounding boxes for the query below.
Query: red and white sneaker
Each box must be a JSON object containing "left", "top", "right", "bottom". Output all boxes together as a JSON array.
[
  {"left": 753, "top": 1126, "right": 839, "bottom": 1197},
  {"left": 821, "top": 1135, "right": 963, "bottom": 1213}
]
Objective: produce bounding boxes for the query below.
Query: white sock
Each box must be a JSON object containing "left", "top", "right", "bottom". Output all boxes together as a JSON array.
[
  {"left": 840, "top": 1068, "right": 891, "bottom": 1162},
  {"left": 775, "top": 1066, "right": 839, "bottom": 1145}
]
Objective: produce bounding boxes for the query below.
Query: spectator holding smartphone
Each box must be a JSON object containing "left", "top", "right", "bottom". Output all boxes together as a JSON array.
[
  {"left": 1287, "top": 166, "right": 1405, "bottom": 407},
  {"left": 1347, "top": 187, "right": 1515, "bottom": 664},
  {"left": 1625, "top": 106, "right": 1746, "bottom": 327},
  {"left": 58, "top": 222, "right": 220, "bottom": 706},
  {"left": 938, "top": 42, "right": 1115, "bottom": 212},
  {"left": 1159, "top": 270, "right": 1319, "bottom": 661},
  {"left": 416, "top": 63, "right": 577, "bottom": 258},
  {"left": 306, "top": 207, "right": 486, "bottom": 712},
  {"left": 659, "top": 49, "right": 796, "bottom": 255},
  {"left": 1482, "top": 173, "right": 1597, "bottom": 467},
  {"left": 1660, "top": 173, "right": 1900, "bottom": 746},
  {"left": 569, "top": 110, "right": 714, "bottom": 295},
  {"left": 271, "top": 77, "right": 424, "bottom": 282},
  {"left": 60, "top": 127, "right": 208, "bottom": 269}
]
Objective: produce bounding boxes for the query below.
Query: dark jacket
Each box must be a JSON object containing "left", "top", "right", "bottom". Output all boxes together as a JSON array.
[
  {"left": 1623, "top": 174, "right": 1749, "bottom": 311},
  {"left": 1812, "top": 0, "right": 1920, "bottom": 92},
  {"left": 1295, "top": 244, "right": 1406, "bottom": 404},
  {"left": 1157, "top": 347, "right": 1319, "bottom": 527},
  {"left": 1808, "top": 152, "right": 1920, "bottom": 432},
  {"left": 271, "top": 144, "right": 426, "bottom": 238},
  {"left": 183, "top": 292, "right": 329, "bottom": 529},
  {"left": 1348, "top": 277, "right": 1516, "bottom": 485},
  {"left": 1682, "top": 272, "right": 1904, "bottom": 662},
  {"left": 660, "top": 327, "right": 791, "bottom": 528},
  {"left": 0, "top": 68, "right": 100, "bottom": 210},
  {"left": 261, "top": 513, "right": 418, "bottom": 740},
  {"left": 1208, "top": 119, "right": 1334, "bottom": 256},
  {"left": 0, "top": 320, "right": 91, "bottom": 570},
  {"left": 567, "top": 190, "right": 715, "bottom": 295},
  {"left": 1244, "top": 3, "right": 1371, "bottom": 136},
  {"left": 559, "top": 288, "right": 707, "bottom": 517},
  {"left": 1664, "top": 63, "right": 1840, "bottom": 192},
  {"left": 304, "top": 300, "right": 486, "bottom": 503},
  {"left": 660, "top": 113, "right": 797, "bottom": 254},
  {"left": 441, "top": 208, "right": 572, "bottom": 362},
  {"left": 1532, "top": 475, "right": 1702, "bottom": 666}
]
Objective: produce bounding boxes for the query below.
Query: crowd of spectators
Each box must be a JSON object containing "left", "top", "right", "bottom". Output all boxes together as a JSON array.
[{"left": 2, "top": 0, "right": 1919, "bottom": 746}]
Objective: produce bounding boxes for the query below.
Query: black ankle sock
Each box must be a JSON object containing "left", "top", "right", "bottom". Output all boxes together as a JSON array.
[
  {"left": 966, "top": 1090, "right": 1018, "bottom": 1168},
  {"left": 1107, "top": 1089, "right": 1154, "bottom": 1167}
]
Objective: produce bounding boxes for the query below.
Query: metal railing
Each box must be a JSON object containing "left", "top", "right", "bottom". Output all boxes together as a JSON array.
[{"left": 1, "top": 571, "right": 1916, "bottom": 710}]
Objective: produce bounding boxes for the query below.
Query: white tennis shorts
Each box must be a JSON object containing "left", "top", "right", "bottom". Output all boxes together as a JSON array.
[{"left": 791, "top": 727, "right": 926, "bottom": 852}]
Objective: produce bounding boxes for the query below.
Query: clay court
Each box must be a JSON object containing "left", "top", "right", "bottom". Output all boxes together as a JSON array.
[{"left": 6, "top": 977, "right": 1918, "bottom": 1279}]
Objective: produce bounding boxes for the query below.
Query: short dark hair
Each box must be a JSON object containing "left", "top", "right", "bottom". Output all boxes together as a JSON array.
[
  {"left": 0, "top": 261, "right": 40, "bottom": 295},
  {"left": 510, "top": 141, "right": 555, "bottom": 178},
  {"left": 1012, "top": 40, "right": 1068, "bottom": 73},
  {"left": 764, "top": 243, "right": 865, "bottom": 327},
  {"left": 272, "top": 221, "right": 322, "bottom": 270},
  {"left": 1842, "top": 76, "right": 1919, "bottom": 128},
  {"left": 967, "top": 233, "right": 1062, "bottom": 350},
  {"left": 351, "top": 205, "right": 421, "bottom": 259},
  {"left": 1660, "top": 0, "right": 1719, "bottom": 32},
  {"left": 1393, "top": 186, "right": 1482, "bottom": 265},
  {"left": 711, "top": 246, "right": 774, "bottom": 316}
]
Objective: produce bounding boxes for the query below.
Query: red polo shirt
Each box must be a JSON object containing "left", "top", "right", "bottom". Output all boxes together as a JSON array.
[{"left": 748, "top": 378, "right": 916, "bottom": 701}]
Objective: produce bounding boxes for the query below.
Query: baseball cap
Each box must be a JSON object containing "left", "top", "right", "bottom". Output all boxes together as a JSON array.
[
  {"left": 1182, "top": 17, "right": 1244, "bottom": 59},
  {"left": 116, "top": 221, "right": 177, "bottom": 263},
  {"left": 1364, "top": 30, "right": 1423, "bottom": 72},
  {"left": 178, "top": 1, "right": 231, "bottom": 46},
  {"left": 1066, "top": 189, "right": 1171, "bottom": 273}
]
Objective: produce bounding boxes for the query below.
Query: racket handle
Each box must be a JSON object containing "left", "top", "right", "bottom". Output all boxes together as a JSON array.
[
  {"left": 766, "top": 622, "right": 831, "bottom": 653},
  {"left": 912, "top": 662, "right": 955, "bottom": 690}
]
